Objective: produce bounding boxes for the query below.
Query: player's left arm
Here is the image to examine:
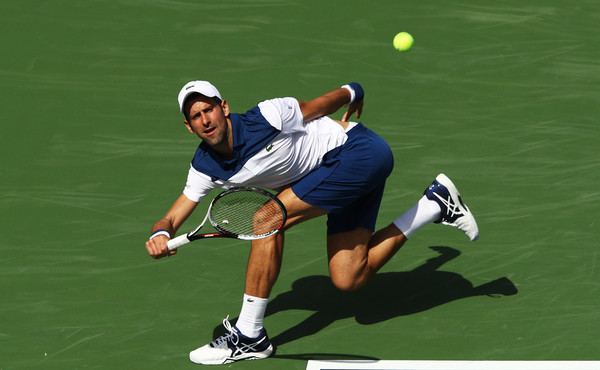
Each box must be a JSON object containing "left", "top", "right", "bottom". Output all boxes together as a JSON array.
[{"left": 298, "top": 83, "right": 364, "bottom": 123}]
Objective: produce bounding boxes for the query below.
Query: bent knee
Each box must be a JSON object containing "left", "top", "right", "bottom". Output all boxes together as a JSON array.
[
  {"left": 328, "top": 255, "right": 371, "bottom": 292},
  {"left": 329, "top": 271, "right": 366, "bottom": 292}
]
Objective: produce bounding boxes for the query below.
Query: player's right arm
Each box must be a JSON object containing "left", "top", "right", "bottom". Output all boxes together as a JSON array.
[{"left": 145, "top": 194, "right": 198, "bottom": 259}]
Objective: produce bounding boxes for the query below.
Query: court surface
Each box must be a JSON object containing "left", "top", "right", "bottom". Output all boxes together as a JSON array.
[{"left": 1, "top": 1, "right": 599, "bottom": 369}]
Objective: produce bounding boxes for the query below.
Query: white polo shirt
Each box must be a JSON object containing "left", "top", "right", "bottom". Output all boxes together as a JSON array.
[{"left": 183, "top": 97, "right": 352, "bottom": 203}]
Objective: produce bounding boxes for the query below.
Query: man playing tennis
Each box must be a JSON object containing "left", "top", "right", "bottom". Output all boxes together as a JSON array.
[{"left": 145, "top": 80, "right": 479, "bottom": 365}]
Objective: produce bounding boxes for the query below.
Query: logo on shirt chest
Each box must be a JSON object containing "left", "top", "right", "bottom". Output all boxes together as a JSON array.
[{"left": 265, "top": 143, "right": 274, "bottom": 152}]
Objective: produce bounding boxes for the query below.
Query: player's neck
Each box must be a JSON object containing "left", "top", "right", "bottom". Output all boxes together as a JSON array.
[{"left": 214, "top": 147, "right": 235, "bottom": 161}]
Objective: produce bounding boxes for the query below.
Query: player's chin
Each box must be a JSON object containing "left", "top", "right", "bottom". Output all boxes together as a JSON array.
[{"left": 202, "top": 136, "right": 221, "bottom": 147}]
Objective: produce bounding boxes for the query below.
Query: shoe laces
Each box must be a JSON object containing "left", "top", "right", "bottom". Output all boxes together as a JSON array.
[{"left": 212, "top": 316, "right": 239, "bottom": 347}]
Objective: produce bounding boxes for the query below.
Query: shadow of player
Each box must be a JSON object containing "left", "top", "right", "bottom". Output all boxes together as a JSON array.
[{"left": 217, "top": 246, "right": 518, "bottom": 347}]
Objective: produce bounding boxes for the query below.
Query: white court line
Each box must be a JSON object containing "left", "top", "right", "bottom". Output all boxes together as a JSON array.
[{"left": 306, "top": 360, "right": 600, "bottom": 370}]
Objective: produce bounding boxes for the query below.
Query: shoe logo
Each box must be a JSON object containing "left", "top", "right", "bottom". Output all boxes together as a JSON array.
[
  {"left": 231, "top": 336, "right": 269, "bottom": 358},
  {"left": 265, "top": 143, "right": 274, "bottom": 152},
  {"left": 433, "top": 192, "right": 463, "bottom": 220}
]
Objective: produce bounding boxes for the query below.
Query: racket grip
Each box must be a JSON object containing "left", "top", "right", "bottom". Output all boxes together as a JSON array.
[{"left": 167, "top": 234, "right": 190, "bottom": 251}]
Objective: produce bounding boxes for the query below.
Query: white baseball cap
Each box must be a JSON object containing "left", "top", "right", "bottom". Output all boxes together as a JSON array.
[{"left": 178, "top": 80, "right": 223, "bottom": 114}]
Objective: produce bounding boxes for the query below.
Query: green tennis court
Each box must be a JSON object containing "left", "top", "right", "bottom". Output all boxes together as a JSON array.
[{"left": 1, "top": 1, "right": 598, "bottom": 369}]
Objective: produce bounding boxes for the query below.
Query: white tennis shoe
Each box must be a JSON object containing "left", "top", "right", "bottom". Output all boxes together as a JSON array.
[
  {"left": 189, "top": 316, "right": 273, "bottom": 365},
  {"left": 424, "top": 173, "right": 479, "bottom": 242}
]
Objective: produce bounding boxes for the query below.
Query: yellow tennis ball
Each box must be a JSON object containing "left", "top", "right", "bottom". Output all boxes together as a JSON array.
[{"left": 393, "top": 32, "right": 414, "bottom": 52}]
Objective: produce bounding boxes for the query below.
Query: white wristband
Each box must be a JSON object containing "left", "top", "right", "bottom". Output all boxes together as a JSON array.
[
  {"left": 341, "top": 84, "right": 356, "bottom": 104},
  {"left": 149, "top": 230, "right": 171, "bottom": 240}
]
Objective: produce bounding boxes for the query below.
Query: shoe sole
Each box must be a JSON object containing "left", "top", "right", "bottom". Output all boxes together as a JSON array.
[
  {"left": 436, "top": 173, "right": 479, "bottom": 242},
  {"left": 190, "top": 344, "right": 273, "bottom": 365}
]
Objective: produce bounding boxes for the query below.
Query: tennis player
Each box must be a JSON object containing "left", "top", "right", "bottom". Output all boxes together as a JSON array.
[{"left": 145, "top": 80, "right": 479, "bottom": 365}]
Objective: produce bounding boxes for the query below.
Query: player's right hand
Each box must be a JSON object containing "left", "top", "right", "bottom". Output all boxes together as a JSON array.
[{"left": 145, "top": 235, "right": 177, "bottom": 259}]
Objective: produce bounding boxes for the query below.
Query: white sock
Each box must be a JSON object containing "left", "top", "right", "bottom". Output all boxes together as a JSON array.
[
  {"left": 393, "top": 195, "right": 441, "bottom": 239},
  {"left": 235, "top": 294, "right": 268, "bottom": 338}
]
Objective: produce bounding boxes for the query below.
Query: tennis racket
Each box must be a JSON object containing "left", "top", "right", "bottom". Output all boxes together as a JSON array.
[{"left": 167, "top": 187, "right": 287, "bottom": 251}]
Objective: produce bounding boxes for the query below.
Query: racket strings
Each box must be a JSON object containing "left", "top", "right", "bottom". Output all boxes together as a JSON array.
[{"left": 210, "top": 191, "right": 285, "bottom": 238}]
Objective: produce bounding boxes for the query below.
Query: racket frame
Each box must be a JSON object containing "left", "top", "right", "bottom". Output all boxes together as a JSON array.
[{"left": 167, "top": 187, "right": 287, "bottom": 251}]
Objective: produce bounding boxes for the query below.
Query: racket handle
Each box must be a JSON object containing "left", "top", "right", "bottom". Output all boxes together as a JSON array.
[{"left": 167, "top": 234, "right": 190, "bottom": 251}]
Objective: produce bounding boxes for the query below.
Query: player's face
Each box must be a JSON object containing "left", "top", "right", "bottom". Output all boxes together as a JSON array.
[{"left": 184, "top": 95, "right": 232, "bottom": 154}]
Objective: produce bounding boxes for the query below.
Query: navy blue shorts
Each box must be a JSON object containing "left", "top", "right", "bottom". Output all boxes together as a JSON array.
[{"left": 291, "top": 123, "right": 394, "bottom": 235}]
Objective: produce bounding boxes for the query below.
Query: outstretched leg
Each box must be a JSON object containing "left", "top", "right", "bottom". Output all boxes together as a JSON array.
[
  {"left": 189, "top": 187, "right": 326, "bottom": 365},
  {"left": 244, "top": 186, "right": 327, "bottom": 299}
]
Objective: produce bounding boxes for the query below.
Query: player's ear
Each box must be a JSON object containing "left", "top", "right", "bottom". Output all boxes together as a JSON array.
[
  {"left": 184, "top": 120, "right": 195, "bottom": 134},
  {"left": 221, "top": 99, "right": 230, "bottom": 117}
]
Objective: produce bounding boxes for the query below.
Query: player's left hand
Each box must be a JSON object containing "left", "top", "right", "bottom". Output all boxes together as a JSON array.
[{"left": 342, "top": 99, "right": 363, "bottom": 122}]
